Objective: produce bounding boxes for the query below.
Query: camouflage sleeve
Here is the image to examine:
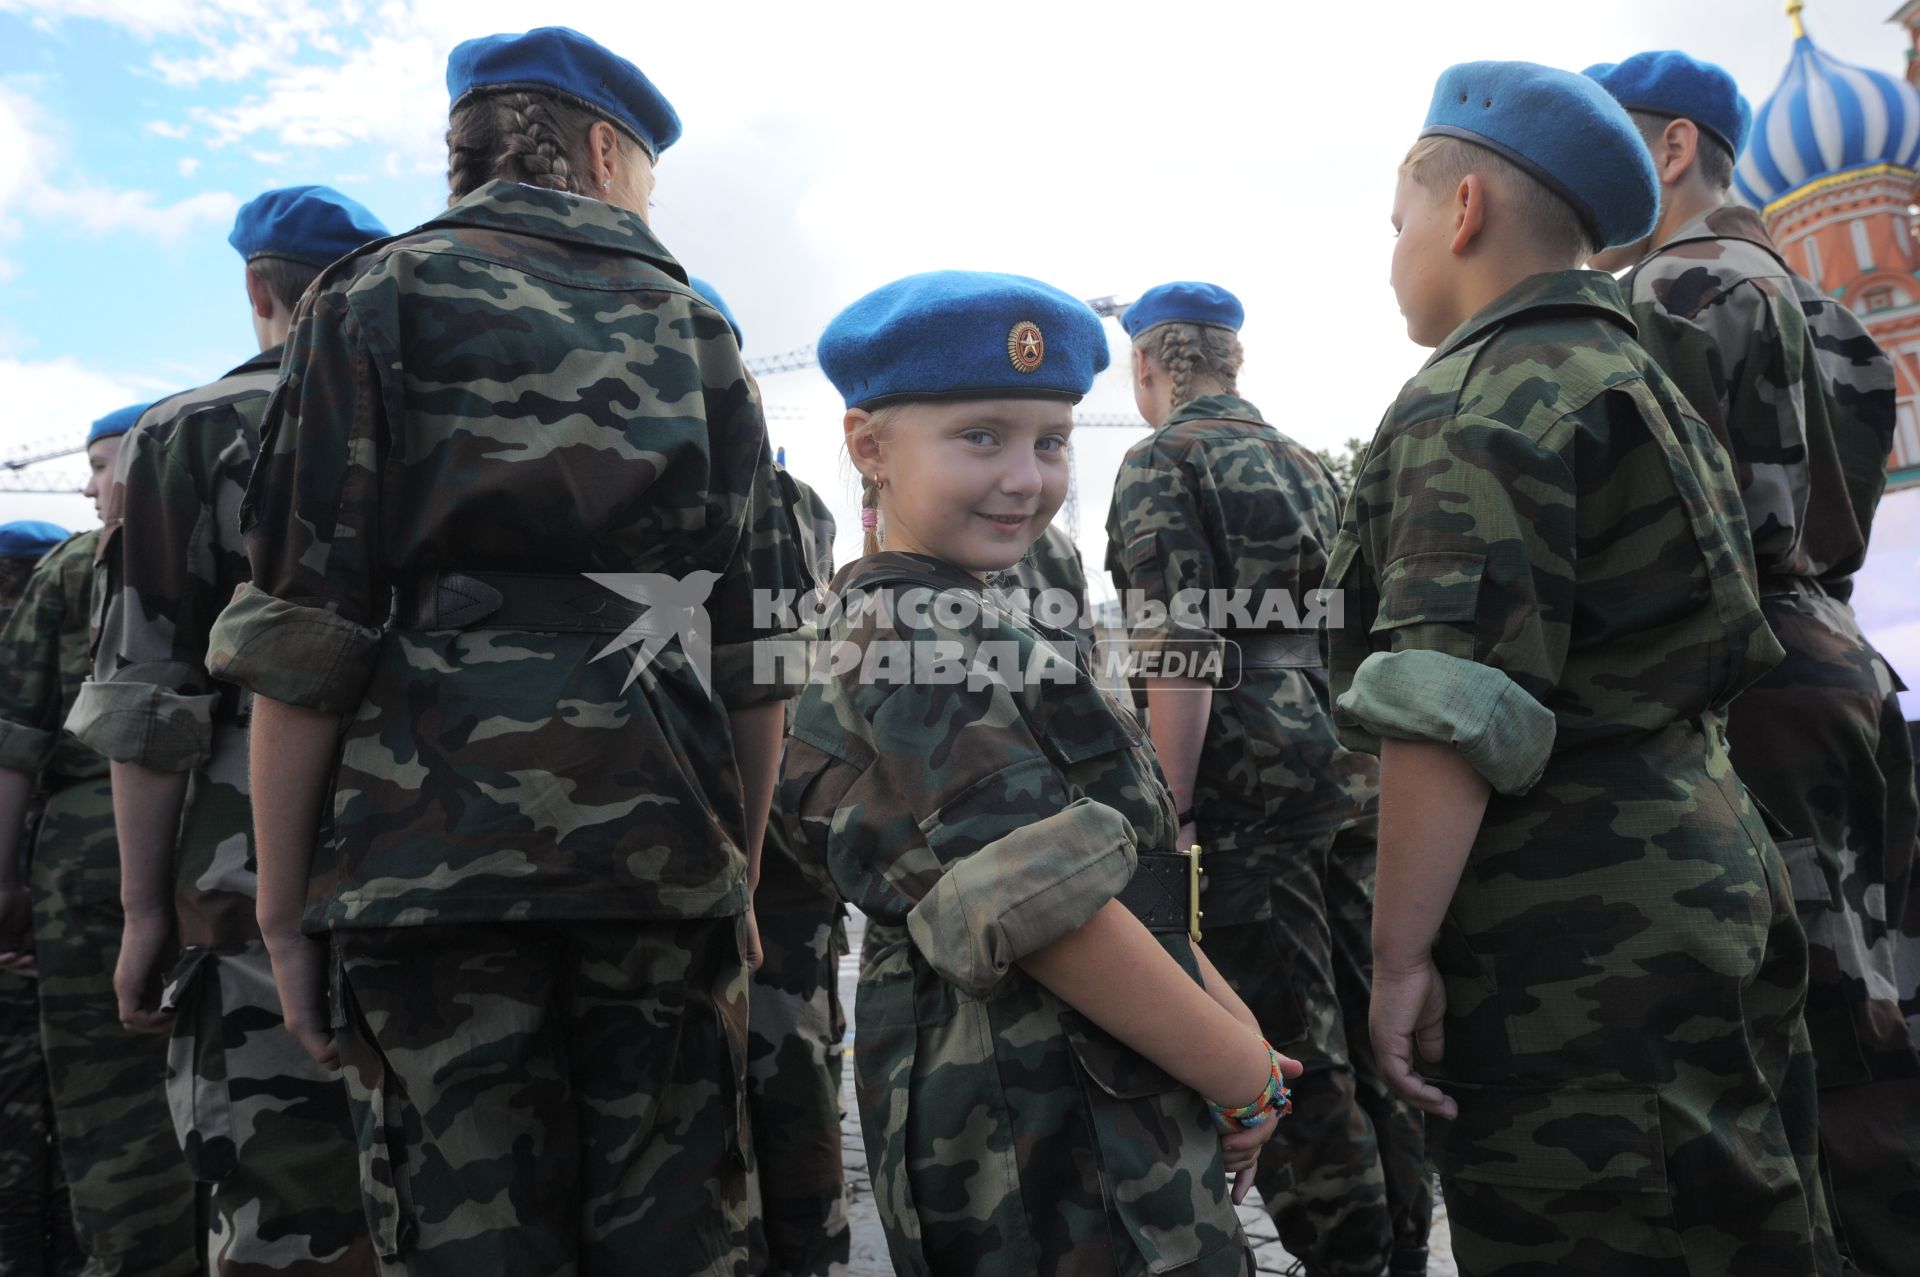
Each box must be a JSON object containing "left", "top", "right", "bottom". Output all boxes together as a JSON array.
[
  {"left": 863, "top": 616, "right": 1136, "bottom": 995},
  {"left": 712, "top": 448, "right": 807, "bottom": 710},
  {"left": 208, "top": 289, "right": 385, "bottom": 715},
  {"left": 1335, "top": 414, "right": 1566, "bottom": 795},
  {"left": 0, "top": 545, "right": 77, "bottom": 774},
  {"left": 67, "top": 417, "right": 224, "bottom": 770},
  {"left": 1633, "top": 277, "right": 1807, "bottom": 575},
  {"left": 1106, "top": 441, "right": 1230, "bottom": 682}
]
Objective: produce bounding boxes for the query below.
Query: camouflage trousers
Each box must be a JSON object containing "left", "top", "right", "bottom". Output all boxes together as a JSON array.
[
  {"left": 1427, "top": 719, "right": 1832, "bottom": 1277},
  {"left": 1725, "top": 591, "right": 1920, "bottom": 1276},
  {"left": 163, "top": 941, "right": 370, "bottom": 1275},
  {"left": 745, "top": 888, "right": 848, "bottom": 1277},
  {"left": 0, "top": 968, "right": 80, "bottom": 1276},
  {"left": 329, "top": 917, "right": 751, "bottom": 1276},
  {"left": 31, "top": 776, "right": 197, "bottom": 1276},
  {"left": 1200, "top": 820, "right": 1429, "bottom": 1277}
]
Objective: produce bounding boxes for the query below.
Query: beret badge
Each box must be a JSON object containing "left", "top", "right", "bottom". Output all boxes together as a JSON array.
[{"left": 1008, "top": 321, "right": 1045, "bottom": 374}]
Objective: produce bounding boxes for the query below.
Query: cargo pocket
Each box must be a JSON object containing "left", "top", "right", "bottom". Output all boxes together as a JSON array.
[
  {"left": 1063, "top": 1015, "right": 1240, "bottom": 1274},
  {"left": 162, "top": 947, "right": 236, "bottom": 1182},
  {"left": 1433, "top": 1081, "right": 1685, "bottom": 1264},
  {"left": 330, "top": 953, "right": 417, "bottom": 1259}
]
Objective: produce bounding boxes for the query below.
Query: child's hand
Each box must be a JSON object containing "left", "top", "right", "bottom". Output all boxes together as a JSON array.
[{"left": 1220, "top": 1117, "right": 1275, "bottom": 1203}]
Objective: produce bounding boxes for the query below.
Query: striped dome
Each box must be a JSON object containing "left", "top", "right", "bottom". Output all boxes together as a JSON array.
[{"left": 1735, "top": 21, "right": 1920, "bottom": 208}]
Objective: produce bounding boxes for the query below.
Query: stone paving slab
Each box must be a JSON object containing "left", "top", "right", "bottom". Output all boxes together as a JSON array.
[{"left": 834, "top": 912, "right": 1458, "bottom": 1275}]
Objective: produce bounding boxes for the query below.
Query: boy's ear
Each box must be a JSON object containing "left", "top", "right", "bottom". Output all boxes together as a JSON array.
[
  {"left": 244, "top": 264, "right": 275, "bottom": 321},
  {"left": 1449, "top": 174, "right": 1487, "bottom": 256},
  {"left": 1659, "top": 118, "right": 1698, "bottom": 186}
]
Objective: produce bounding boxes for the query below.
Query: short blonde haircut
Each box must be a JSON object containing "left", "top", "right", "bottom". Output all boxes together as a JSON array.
[{"left": 1400, "top": 135, "right": 1596, "bottom": 262}]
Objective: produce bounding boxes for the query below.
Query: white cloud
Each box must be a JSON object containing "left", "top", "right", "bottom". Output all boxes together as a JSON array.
[
  {"left": 177, "top": 155, "right": 200, "bottom": 177},
  {"left": 145, "top": 119, "right": 191, "bottom": 139},
  {"left": 26, "top": 184, "right": 239, "bottom": 240}
]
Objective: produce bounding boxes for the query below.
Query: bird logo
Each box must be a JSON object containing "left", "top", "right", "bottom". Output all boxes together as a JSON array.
[{"left": 583, "top": 569, "right": 722, "bottom": 696}]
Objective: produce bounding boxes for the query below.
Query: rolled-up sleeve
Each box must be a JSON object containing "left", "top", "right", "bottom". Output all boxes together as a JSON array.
[
  {"left": 1340, "top": 412, "right": 1574, "bottom": 786},
  {"left": 207, "top": 286, "right": 389, "bottom": 713},
  {"left": 207, "top": 583, "right": 381, "bottom": 716},
  {"left": 908, "top": 795, "right": 1137, "bottom": 995},
  {"left": 74, "top": 410, "right": 234, "bottom": 769},
  {"left": 1338, "top": 649, "right": 1555, "bottom": 795}
]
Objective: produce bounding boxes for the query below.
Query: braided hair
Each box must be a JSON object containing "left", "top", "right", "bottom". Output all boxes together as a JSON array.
[
  {"left": 446, "top": 89, "right": 610, "bottom": 200},
  {"left": 1135, "top": 322, "right": 1245, "bottom": 410}
]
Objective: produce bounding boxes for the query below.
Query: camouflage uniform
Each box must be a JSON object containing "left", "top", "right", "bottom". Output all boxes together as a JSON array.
[
  {"left": 782, "top": 551, "right": 1252, "bottom": 1277},
  {"left": 1621, "top": 204, "right": 1920, "bottom": 1274},
  {"left": 0, "top": 529, "right": 196, "bottom": 1276},
  {"left": 1105, "top": 394, "right": 1428, "bottom": 1277},
  {"left": 66, "top": 349, "right": 373, "bottom": 1276},
  {"left": 1326, "top": 269, "right": 1830, "bottom": 1276},
  {"left": 206, "top": 180, "right": 804, "bottom": 1274},
  {"left": 746, "top": 470, "right": 849, "bottom": 1277}
]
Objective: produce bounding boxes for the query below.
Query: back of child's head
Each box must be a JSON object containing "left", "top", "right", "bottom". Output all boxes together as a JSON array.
[
  {"left": 1414, "top": 61, "right": 1657, "bottom": 256},
  {"left": 1399, "top": 135, "right": 1596, "bottom": 262},
  {"left": 1122, "top": 282, "right": 1247, "bottom": 410},
  {"left": 1584, "top": 52, "right": 1748, "bottom": 196},
  {"left": 444, "top": 27, "right": 681, "bottom": 201}
]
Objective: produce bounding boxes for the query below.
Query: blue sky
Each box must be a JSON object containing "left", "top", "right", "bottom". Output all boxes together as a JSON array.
[{"left": 3, "top": 0, "right": 1918, "bottom": 706}]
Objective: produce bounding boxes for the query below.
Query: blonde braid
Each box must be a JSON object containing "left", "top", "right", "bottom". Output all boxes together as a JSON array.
[
  {"left": 446, "top": 89, "right": 606, "bottom": 200},
  {"left": 1137, "top": 321, "right": 1246, "bottom": 411}
]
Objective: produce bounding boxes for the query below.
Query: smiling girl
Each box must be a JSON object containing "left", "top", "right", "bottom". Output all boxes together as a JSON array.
[{"left": 780, "top": 271, "right": 1298, "bottom": 1276}]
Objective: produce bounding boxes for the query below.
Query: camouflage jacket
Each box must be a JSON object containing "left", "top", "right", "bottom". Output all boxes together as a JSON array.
[
  {"left": 1006, "top": 522, "right": 1090, "bottom": 642},
  {"left": 1326, "top": 270, "right": 1780, "bottom": 791},
  {"left": 207, "top": 180, "right": 805, "bottom": 931},
  {"left": 1106, "top": 393, "right": 1377, "bottom": 872},
  {"left": 65, "top": 349, "right": 280, "bottom": 948},
  {"left": 0, "top": 531, "right": 105, "bottom": 790},
  {"left": 1622, "top": 204, "right": 1896, "bottom": 591},
  {"left": 780, "top": 552, "right": 1245, "bottom": 1274}
]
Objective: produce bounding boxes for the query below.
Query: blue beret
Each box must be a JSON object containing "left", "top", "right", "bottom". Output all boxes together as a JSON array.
[
  {"left": 818, "top": 271, "right": 1110, "bottom": 411},
  {"left": 1583, "top": 51, "right": 1752, "bottom": 158},
  {"left": 688, "top": 276, "right": 744, "bottom": 350},
  {"left": 1122, "top": 281, "right": 1244, "bottom": 339},
  {"left": 0, "top": 520, "right": 69, "bottom": 560},
  {"left": 87, "top": 402, "right": 153, "bottom": 447},
  {"left": 228, "top": 186, "right": 389, "bottom": 269},
  {"left": 448, "top": 27, "right": 682, "bottom": 159},
  {"left": 1421, "top": 61, "right": 1658, "bottom": 250}
]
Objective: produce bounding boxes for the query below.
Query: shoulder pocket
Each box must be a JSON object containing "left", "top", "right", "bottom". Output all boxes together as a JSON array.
[{"left": 1372, "top": 551, "right": 1485, "bottom": 632}]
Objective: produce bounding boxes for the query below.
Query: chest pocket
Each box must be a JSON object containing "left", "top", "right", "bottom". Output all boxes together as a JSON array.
[{"left": 1031, "top": 650, "right": 1177, "bottom": 849}]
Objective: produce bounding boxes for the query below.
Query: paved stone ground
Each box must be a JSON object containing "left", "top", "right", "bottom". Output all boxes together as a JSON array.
[{"left": 834, "top": 912, "right": 1458, "bottom": 1275}]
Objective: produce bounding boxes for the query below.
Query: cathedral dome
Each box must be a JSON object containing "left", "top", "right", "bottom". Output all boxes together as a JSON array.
[{"left": 1735, "top": 11, "right": 1920, "bottom": 208}]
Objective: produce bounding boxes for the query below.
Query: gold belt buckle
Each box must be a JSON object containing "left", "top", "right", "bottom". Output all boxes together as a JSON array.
[{"left": 1182, "top": 843, "right": 1203, "bottom": 943}]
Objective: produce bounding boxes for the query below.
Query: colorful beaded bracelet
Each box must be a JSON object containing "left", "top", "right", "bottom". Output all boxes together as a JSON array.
[{"left": 1208, "top": 1039, "right": 1293, "bottom": 1132}]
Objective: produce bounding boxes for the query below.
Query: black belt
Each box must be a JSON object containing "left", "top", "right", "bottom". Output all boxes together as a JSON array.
[
  {"left": 392, "top": 570, "right": 645, "bottom": 632},
  {"left": 1116, "top": 849, "right": 1205, "bottom": 939},
  {"left": 1222, "top": 631, "right": 1325, "bottom": 670}
]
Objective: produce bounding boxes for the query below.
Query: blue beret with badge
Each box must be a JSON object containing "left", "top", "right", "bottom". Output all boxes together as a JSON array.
[
  {"left": 1421, "top": 61, "right": 1658, "bottom": 250},
  {"left": 1122, "top": 281, "right": 1245, "bottom": 339},
  {"left": 447, "top": 26, "right": 683, "bottom": 159},
  {"left": 227, "top": 185, "right": 388, "bottom": 269},
  {"left": 0, "top": 521, "right": 70, "bottom": 561},
  {"left": 688, "top": 276, "right": 744, "bottom": 350},
  {"left": 87, "top": 402, "right": 153, "bottom": 447},
  {"left": 1583, "top": 51, "right": 1752, "bottom": 157},
  {"left": 818, "top": 270, "right": 1110, "bottom": 411}
]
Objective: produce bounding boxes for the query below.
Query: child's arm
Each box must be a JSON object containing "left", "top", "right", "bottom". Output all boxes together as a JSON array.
[
  {"left": 1019, "top": 899, "right": 1302, "bottom": 1198},
  {"left": 1142, "top": 677, "right": 1210, "bottom": 845},
  {"left": 1369, "top": 736, "right": 1490, "bottom": 1120}
]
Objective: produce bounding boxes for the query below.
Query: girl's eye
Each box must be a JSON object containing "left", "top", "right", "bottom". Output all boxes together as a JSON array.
[
  {"left": 963, "top": 430, "right": 995, "bottom": 446},
  {"left": 1036, "top": 436, "right": 1066, "bottom": 453}
]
